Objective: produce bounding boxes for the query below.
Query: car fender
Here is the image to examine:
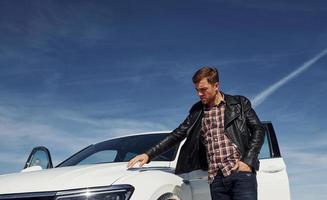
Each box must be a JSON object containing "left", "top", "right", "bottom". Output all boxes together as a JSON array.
[{"left": 113, "top": 170, "right": 192, "bottom": 200}]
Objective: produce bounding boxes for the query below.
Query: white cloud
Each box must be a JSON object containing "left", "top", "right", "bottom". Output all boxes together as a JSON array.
[
  {"left": 252, "top": 48, "right": 327, "bottom": 107},
  {"left": 284, "top": 147, "right": 327, "bottom": 168},
  {"left": 0, "top": 103, "right": 170, "bottom": 174},
  {"left": 0, "top": 152, "right": 26, "bottom": 165}
]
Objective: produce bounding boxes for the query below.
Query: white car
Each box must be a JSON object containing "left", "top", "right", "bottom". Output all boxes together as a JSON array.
[{"left": 0, "top": 122, "right": 290, "bottom": 200}]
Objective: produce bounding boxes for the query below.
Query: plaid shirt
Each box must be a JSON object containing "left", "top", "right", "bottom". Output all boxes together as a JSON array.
[{"left": 201, "top": 95, "right": 240, "bottom": 183}]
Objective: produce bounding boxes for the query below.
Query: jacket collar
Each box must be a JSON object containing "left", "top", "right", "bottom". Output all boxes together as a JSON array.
[
  {"left": 195, "top": 92, "right": 241, "bottom": 127},
  {"left": 224, "top": 93, "right": 239, "bottom": 105},
  {"left": 223, "top": 93, "right": 241, "bottom": 127}
]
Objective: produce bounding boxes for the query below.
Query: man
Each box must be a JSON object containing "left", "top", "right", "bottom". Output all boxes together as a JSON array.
[{"left": 127, "top": 66, "right": 265, "bottom": 200}]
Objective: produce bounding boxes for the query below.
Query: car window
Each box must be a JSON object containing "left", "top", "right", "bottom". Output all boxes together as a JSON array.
[
  {"left": 77, "top": 150, "right": 118, "bottom": 165},
  {"left": 123, "top": 152, "right": 138, "bottom": 161},
  {"left": 258, "top": 133, "right": 271, "bottom": 159},
  {"left": 57, "top": 133, "right": 179, "bottom": 167},
  {"left": 29, "top": 150, "right": 50, "bottom": 169}
]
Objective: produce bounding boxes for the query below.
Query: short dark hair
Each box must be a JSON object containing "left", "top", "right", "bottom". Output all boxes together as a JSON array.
[{"left": 192, "top": 66, "right": 219, "bottom": 84}]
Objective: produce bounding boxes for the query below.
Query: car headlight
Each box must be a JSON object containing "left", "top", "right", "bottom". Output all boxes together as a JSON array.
[{"left": 55, "top": 185, "right": 134, "bottom": 200}]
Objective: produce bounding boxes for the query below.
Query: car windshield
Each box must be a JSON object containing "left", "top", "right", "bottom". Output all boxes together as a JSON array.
[{"left": 57, "top": 133, "right": 179, "bottom": 167}]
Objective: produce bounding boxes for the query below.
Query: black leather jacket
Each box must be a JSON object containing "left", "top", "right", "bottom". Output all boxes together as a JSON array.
[{"left": 145, "top": 93, "right": 265, "bottom": 174}]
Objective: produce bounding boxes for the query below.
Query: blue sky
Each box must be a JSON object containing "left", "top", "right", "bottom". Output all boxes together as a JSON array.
[{"left": 0, "top": 0, "right": 326, "bottom": 199}]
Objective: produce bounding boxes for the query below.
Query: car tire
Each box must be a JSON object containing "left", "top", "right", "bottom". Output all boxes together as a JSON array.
[{"left": 157, "top": 193, "right": 181, "bottom": 200}]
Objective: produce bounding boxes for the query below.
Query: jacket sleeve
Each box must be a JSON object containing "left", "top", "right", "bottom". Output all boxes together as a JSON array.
[
  {"left": 240, "top": 96, "right": 266, "bottom": 168},
  {"left": 145, "top": 103, "right": 201, "bottom": 163}
]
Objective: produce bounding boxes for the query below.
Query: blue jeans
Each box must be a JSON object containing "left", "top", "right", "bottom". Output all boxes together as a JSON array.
[{"left": 210, "top": 171, "right": 258, "bottom": 200}]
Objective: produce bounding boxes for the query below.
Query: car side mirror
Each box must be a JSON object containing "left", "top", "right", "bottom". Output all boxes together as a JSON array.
[
  {"left": 24, "top": 146, "right": 53, "bottom": 170},
  {"left": 21, "top": 165, "right": 43, "bottom": 173}
]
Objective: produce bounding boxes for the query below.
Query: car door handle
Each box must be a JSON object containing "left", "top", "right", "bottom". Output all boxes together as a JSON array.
[
  {"left": 261, "top": 165, "right": 285, "bottom": 173},
  {"left": 184, "top": 176, "right": 208, "bottom": 183}
]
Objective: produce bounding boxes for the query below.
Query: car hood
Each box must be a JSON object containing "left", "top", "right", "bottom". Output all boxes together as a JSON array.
[{"left": 0, "top": 162, "right": 169, "bottom": 195}]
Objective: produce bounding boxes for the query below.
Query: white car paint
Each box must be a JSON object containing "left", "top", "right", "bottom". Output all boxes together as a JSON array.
[{"left": 0, "top": 126, "right": 291, "bottom": 200}]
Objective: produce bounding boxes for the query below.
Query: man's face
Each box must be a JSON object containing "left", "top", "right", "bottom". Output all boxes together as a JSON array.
[{"left": 194, "top": 78, "right": 219, "bottom": 105}]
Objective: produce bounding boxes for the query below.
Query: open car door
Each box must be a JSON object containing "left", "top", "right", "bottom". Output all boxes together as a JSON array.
[
  {"left": 180, "top": 122, "right": 290, "bottom": 200},
  {"left": 257, "top": 122, "right": 290, "bottom": 200}
]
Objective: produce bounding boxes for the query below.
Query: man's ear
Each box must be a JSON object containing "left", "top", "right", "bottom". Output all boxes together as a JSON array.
[{"left": 215, "top": 82, "right": 219, "bottom": 91}]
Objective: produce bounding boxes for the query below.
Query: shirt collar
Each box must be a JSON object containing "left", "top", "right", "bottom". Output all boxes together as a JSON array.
[
  {"left": 215, "top": 91, "right": 225, "bottom": 105},
  {"left": 204, "top": 92, "right": 225, "bottom": 110}
]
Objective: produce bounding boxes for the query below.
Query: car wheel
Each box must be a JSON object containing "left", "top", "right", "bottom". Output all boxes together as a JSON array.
[{"left": 157, "top": 193, "right": 181, "bottom": 200}]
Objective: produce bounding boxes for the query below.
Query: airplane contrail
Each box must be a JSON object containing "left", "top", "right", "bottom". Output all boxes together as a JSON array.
[{"left": 252, "top": 48, "right": 327, "bottom": 108}]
